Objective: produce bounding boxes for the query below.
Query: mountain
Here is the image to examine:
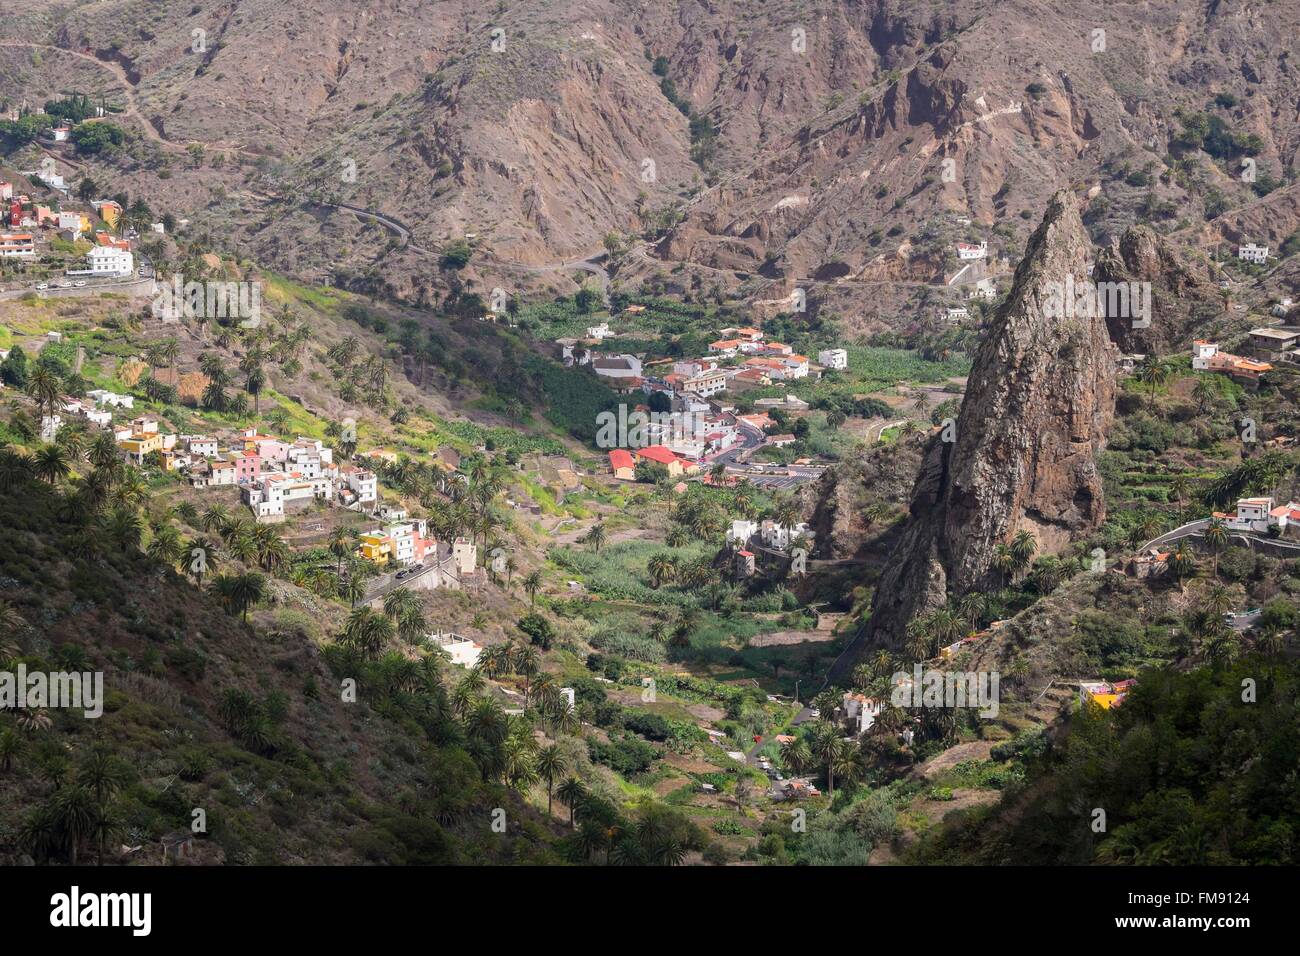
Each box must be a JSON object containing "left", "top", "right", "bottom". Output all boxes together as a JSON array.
[
  {"left": 3, "top": 0, "right": 1298, "bottom": 320},
  {"left": 858, "top": 189, "right": 1117, "bottom": 651}
]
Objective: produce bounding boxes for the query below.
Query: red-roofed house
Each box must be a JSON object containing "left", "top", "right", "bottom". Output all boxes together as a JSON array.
[
  {"left": 635, "top": 444, "right": 698, "bottom": 477},
  {"left": 608, "top": 449, "right": 636, "bottom": 480}
]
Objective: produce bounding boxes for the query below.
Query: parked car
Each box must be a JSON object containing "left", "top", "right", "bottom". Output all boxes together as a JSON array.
[
  {"left": 74, "top": 280, "right": 86, "bottom": 287},
  {"left": 35, "top": 282, "right": 48, "bottom": 290}
]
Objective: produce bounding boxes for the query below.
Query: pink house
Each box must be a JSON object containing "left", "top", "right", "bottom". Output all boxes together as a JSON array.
[
  {"left": 255, "top": 438, "right": 291, "bottom": 462},
  {"left": 232, "top": 451, "right": 261, "bottom": 482}
]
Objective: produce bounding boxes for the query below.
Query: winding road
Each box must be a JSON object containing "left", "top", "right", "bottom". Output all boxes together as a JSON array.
[{"left": 1139, "top": 518, "right": 1300, "bottom": 556}]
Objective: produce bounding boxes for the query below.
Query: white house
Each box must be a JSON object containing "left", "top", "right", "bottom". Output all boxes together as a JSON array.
[
  {"left": 760, "top": 520, "right": 815, "bottom": 551},
  {"left": 682, "top": 370, "right": 727, "bottom": 397},
  {"left": 586, "top": 322, "right": 611, "bottom": 339},
  {"left": 1238, "top": 243, "right": 1269, "bottom": 265},
  {"left": 88, "top": 389, "right": 134, "bottom": 409},
  {"left": 944, "top": 306, "right": 971, "bottom": 322},
  {"left": 842, "top": 692, "right": 882, "bottom": 735},
  {"left": 1219, "top": 497, "right": 1273, "bottom": 533},
  {"left": 969, "top": 277, "right": 998, "bottom": 300},
  {"left": 779, "top": 355, "right": 809, "bottom": 379},
  {"left": 1192, "top": 340, "right": 1218, "bottom": 370},
  {"left": 727, "top": 519, "right": 759, "bottom": 545},
  {"left": 57, "top": 212, "right": 83, "bottom": 234},
  {"left": 956, "top": 240, "right": 988, "bottom": 260},
  {"left": 591, "top": 354, "right": 642, "bottom": 379},
  {"left": 73, "top": 245, "right": 133, "bottom": 277},
  {"left": 341, "top": 465, "right": 378, "bottom": 505},
  {"left": 185, "top": 436, "right": 219, "bottom": 457},
  {"left": 192, "top": 460, "right": 236, "bottom": 487},
  {"left": 452, "top": 537, "right": 478, "bottom": 575},
  {"left": 817, "top": 348, "right": 847, "bottom": 370},
  {"left": 429, "top": 632, "right": 482, "bottom": 668}
]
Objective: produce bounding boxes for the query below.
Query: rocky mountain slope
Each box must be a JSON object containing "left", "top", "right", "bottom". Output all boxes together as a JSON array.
[
  {"left": 860, "top": 189, "right": 1117, "bottom": 651},
  {"left": 2, "top": 0, "right": 1296, "bottom": 318}
]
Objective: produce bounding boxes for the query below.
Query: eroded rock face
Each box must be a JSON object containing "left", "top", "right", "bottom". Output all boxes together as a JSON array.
[
  {"left": 1094, "top": 225, "right": 1221, "bottom": 354},
  {"left": 862, "top": 190, "right": 1117, "bottom": 650}
]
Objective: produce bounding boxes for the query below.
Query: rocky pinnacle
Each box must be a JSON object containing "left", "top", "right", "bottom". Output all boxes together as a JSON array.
[{"left": 860, "top": 189, "right": 1118, "bottom": 653}]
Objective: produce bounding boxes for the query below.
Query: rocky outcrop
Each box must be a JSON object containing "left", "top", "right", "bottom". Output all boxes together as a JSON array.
[
  {"left": 861, "top": 190, "right": 1117, "bottom": 651},
  {"left": 1093, "top": 225, "right": 1221, "bottom": 354}
]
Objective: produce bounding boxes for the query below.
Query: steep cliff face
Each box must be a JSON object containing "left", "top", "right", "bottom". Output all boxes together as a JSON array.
[
  {"left": 1093, "top": 225, "right": 1221, "bottom": 354},
  {"left": 862, "top": 190, "right": 1118, "bottom": 650}
]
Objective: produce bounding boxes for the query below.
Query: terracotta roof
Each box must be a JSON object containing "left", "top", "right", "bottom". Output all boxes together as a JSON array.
[
  {"left": 608, "top": 449, "right": 635, "bottom": 470},
  {"left": 636, "top": 445, "right": 678, "bottom": 465}
]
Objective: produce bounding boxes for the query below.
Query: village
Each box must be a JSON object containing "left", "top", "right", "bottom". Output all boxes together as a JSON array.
[{"left": 0, "top": 173, "right": 150, "bottom": 296}]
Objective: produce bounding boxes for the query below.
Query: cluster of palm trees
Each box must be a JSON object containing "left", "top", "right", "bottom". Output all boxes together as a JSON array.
[
  {"left": 325, "top": 335, "right": 390, "bottom": 408},
  {"left": 780, "top": 723, "right": 864, "bottom": 799},
  {"left": 15, "top": 744, "right": 132, "bottom": 866},
  {"left": 1170, "top": 582, "right": 1276, "bottom": 666},
  {"left": 990, "top": 529, "right": 1039, "bottom": 587},
  {"left": 553, "top": 777, "right": 691, "bottom": 865},
  {"left": 360, "top": 453, "right": 508, "bottom": 562}
]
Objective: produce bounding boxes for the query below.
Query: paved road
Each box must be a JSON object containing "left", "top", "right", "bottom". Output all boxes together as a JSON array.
[
  {"left": 0, "top": 275, "right": 155, "bottom": 301},
  {"left": 1140, "top": 519, "right": 1300, "bottom": 555},
  {"left": 361, "top": 557, "right": 447, "bottom": 605}
]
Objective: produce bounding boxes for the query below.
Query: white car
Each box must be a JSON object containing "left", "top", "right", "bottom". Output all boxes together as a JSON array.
[
  {"left": 74, "top": 280, "right": 86, "bottom": 287},
  {"left": 36, "top": 282, "right": 48, "bottom": 290}
]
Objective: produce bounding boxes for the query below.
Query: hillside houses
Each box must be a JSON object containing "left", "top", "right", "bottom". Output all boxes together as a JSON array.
[
  {"left": 1213, "top": 496, "right": 1300, "bottom": 535},
  {"left": 1192, "top": 340, "right": 1272, "bottom": 383}
]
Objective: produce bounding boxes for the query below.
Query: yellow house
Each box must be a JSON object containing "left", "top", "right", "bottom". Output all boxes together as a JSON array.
[
  {"left": 95, "top": 200, "right": 122, "bottom": 230},
  {"left": 118, "top": 431, "right": 164, "bottom": 465},
  {"left": 358, "top": 532, "right": 392, "bottom": 564}
]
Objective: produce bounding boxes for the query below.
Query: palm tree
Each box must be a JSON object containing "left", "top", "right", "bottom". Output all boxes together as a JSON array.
[
  {"left": 536, "top": 745, "right": 570, "bottom": 818},
  {"left": 991, "top": 542, "right": 1016, "bottom": 587},
  {"left": 1203, "top": 518, "right": 1229, "bottom": 580},
  {"left": 925, "top": 607, "right": 964, "bottom": 648},
  {"left": 244, "top": 363, "right": 266, "bottom": 415},
  {"left": 522, "top": 570, "right": 543, "bottom": 606},
  {"left": 214, "top": 571, "right": 266, "bottom": 621},
  {"left": 1167, "top": 541, "right": 1195, "bottom": 592},
  {"left": 50, "top": 785, "right": 97, "bottom": 866},
  {"left": 25, "top": 365, "right": 63, "bottom": 420},
  {"left": 557, "top": 777, "right": 588, "bottom": 827},
  {"left": 342, "top": 606, "right": 394, "bottom": 659},
  {"left": 79, "top": 746, "right": 131, "bottom": 805},
  {"left": 147, "top": 523, "right": 184, "bottom": 568},
  {"left": 185, "top": 535, "right": 219, "bottom": 587},
  {"left": 584, "top": 521, "right": 607, "bottom": 553},
  {"left": 647, "top": 553, "right": 676, "bottom": 589},
  {"left": 1010, "top": 530, "right": 1037, "bottom": 577},
  {"left": 1200, "top": 581, "right": 1234, "bottom": 620},
  {"left": 1170, "top": 474, "right": 1192, "bottom": 513},
  {"left": 31, "top": 445, "right": 70, "bottom": 485},
  {"left": 810, "top": 722, "right": 852, "bottom": 799},
  {"left": 774, "top": 497, "right": 801, "bottom": 535},
  {"left": 1030, "top": 557, "right": 1063, "bottom": 595},
  {"left": 1134, "top": 356, "right": 1171, "bottom": 407},
  {"left": 780, "top": 737, "right": 812, "bottom": 775},
  {"left": 383, "top": 588, "right": 427, "bottom": 643},
  {"left": 201, "top": 504, "right": 232, "bottom": 535},
  {"left": 905, "top": 616, "right": 933, "bottom": 660},
  {"left": 89, "top": 804, "right": 123, "bottom": 867}
]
